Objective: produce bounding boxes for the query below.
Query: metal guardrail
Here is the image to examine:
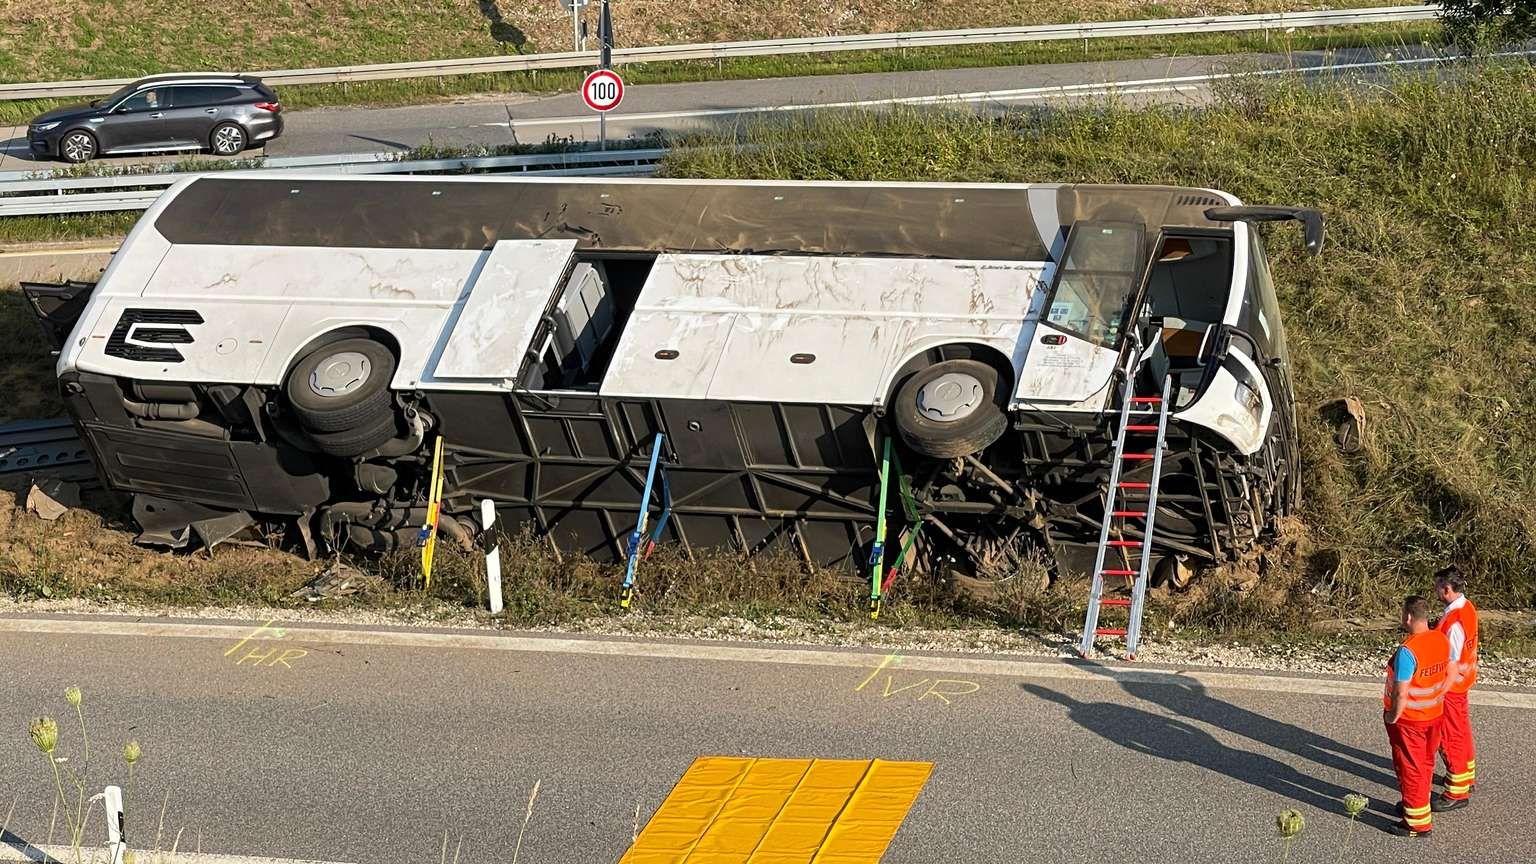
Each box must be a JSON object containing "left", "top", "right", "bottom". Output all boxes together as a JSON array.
[
  {"left": 0, "top": 6, "right": 1439, "bottom": 101},
  {"left": 0, "top": 418, "right": 88, "bottom": 475},
  {"left": 0, "top": 148, "right": 667, "bottom": 217}
]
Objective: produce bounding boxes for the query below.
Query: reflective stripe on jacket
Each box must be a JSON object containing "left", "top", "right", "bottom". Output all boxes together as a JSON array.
[
  {"left": 1383, "top": 629, "right": 1451, "bottom": 723},
  {"left": 1437, "top": 599, "right": 1479, "bottom": 693}
]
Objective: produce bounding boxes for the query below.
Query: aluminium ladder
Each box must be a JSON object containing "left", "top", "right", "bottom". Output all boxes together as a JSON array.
[{"left": 1079, "top": 373, "right": 1173, "bottom": 659}]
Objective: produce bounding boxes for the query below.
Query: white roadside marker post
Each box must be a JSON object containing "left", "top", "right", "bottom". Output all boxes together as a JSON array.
[
  {"left": 482, "top": 499, "right": 504, "bottom": 615},
  {"left": 104, "top": 784, "right": 127, "bottom": 864}
]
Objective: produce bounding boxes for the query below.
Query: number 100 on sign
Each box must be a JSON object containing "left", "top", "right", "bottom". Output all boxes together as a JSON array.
[{"left": 582, "top": 69, "right": 624, "bottom": 112}]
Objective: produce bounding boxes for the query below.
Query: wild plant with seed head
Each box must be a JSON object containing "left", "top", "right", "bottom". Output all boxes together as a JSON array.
[
  {"left": 1336, "top": 794, "right": 1368, "bottom": 861},
  {"left": 1276, "top": 809, "right": 1304, "bottom": 862}
]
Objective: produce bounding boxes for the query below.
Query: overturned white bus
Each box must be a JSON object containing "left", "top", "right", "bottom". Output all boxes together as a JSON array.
[{"left": 28, "top": 173, "right": 1321, "bottom": 590}]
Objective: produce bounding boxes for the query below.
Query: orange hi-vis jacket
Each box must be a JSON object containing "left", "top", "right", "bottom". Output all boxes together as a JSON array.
[
  {"left": 1437, "top": 599, "right": 1479, "bottom": 693},
  {"left": 1383, "top": 629, "right": 1451, "bottom": 724}
]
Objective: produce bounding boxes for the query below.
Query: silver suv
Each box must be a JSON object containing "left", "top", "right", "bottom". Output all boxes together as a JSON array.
[{"left": 27, "top": 73, "right": 283, "bottom": 163}]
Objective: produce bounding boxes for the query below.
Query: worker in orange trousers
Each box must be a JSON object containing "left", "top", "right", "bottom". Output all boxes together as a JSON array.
[
  {"left": 1383, "top": 595, "right": 1451, "bottom": 837},
  {"left": 1433, "top": 566, "right": 1479, "bottom": 811}
]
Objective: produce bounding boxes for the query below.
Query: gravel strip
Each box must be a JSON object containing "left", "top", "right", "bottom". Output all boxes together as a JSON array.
[{"left": 4, "top": 596, "right": 1533, "bottom": 687}]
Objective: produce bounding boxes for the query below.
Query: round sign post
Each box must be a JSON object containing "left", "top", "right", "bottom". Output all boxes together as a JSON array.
[{"left": 582, "top": 68, "right": 624, "bottom": 149}]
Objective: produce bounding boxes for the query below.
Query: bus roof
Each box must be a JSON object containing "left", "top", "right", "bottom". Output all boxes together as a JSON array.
[{"left": 152, "top": 174, "right": 1240, "bottom": 262}]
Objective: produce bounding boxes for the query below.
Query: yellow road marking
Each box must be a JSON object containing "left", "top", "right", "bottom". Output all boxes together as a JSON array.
[
  {"left": 224, "top": 619, "right": 278, "bottom": 657},
  {"left": 622, "top": 757, "right": 932, "bottom": 864}
]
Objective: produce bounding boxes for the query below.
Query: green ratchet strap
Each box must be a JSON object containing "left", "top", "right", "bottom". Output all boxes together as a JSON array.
[
  {"left": 881, "top": 447, "right": 923, "bottom": 595},
  {"left": 868, "top": 436, "right": 892, "bottom": 619}
]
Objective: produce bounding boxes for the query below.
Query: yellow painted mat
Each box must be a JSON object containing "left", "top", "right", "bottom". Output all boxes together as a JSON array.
[{"left": 620, "top": 756, "right": 933, "bottom": 864}]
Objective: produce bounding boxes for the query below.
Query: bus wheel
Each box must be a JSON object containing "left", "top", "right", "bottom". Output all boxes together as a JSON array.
[
  {"left": 1151, "top": 555, "right": 1195, "bottom": 591},
  {"left": 284, "top": 338, "right": 398, "bottom": 455},
  {"left": 891, "top": 359, "right": 1008, "bottom": 459}
]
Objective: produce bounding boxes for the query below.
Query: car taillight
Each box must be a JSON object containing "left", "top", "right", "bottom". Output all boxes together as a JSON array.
[{"left": 254, "top": 101, "right": 281, "bottom": 112}]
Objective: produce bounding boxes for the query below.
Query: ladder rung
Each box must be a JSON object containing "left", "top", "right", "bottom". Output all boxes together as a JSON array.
[
  {"left": 1118, "top": 481, "right": 1150, "bottom": 489},
  {"left": 1099, "top": 598, "right": 1131, "bottom": 607},
  {"left": 1131, "top": 397, "right": 1162, "bottom": 404},
  {"left": 1101, "top": 568, "right": 1137, "bottom": 576},
  {"left": 1125, "top": 424, "right": 1159, "bottom": 432},
  {"left": 1108, "top": 540, "right": 1142, "bottom": 548},
  {"left": 1121, "top": 453, "right": 1154, "bottom": 460},
  {"left": 1096, "top": 628, "right": 1128, "bottom": 636},
  {"left": 1111, "top": 510, "right": 1146, "bottom": 518}
]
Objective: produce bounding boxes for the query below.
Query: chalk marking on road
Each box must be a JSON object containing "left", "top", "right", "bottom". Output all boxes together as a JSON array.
[
  {"left": 9, "top": 615, "right": 1535, "bottom": 707},
  {"left": 224, "top": 619, "right": 279, "bottom": 656},
  {"left": 222, "top": 619, "right": 309, "bottom": 669},
  {"left": 0, "top": 846, "right": 357, "bottom": 864},
  {"left": 489, "top": 50, "right": 1536, "bottom": 130},
  {"left": 854, "top": 653, "right": 981, "bottom": 705}
]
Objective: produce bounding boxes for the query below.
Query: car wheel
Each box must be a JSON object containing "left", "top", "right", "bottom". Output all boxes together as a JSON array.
[
  {"left": 891, "top": 359, "right": 1009, "bottom": 459},
  {"left": 59, "top": 130, "right": 96, "bottom": 163},
  {"left": 284, "top": 337, "right": 397, "bottom": 433},
  {"left": 210, "top": 122, "right": 247, "bottom": 156}
]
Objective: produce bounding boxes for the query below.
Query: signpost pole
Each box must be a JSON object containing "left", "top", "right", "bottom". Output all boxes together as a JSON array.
[
  {"left": 572, "top": 3, "right": 580, "bottom": 51},
  {"left": 599, "top": 0, "right": 612, "bottom": 150}
]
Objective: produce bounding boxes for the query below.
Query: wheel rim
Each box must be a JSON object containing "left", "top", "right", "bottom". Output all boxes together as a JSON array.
[
  {"left": 63, "top": 134, "right": 93, "bottom": 161},
  {"left": 916, "top": 372, "right": 983, "bottom": 422},
  {"left": 308, "top": 351, "right": 371, "bottom": 398},
  {"left": 214, "top": 126, "right": 243, "bottom": 154}
]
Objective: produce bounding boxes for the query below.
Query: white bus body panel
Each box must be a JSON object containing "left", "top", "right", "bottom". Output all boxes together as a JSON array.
[{"left": 598, "top": 252, "right": 1059, "bottom": 406}]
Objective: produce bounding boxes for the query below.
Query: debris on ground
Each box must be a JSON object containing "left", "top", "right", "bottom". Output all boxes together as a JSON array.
[
  {"left": 287, "top": 562, "right": 385, "bottom": 602},
  {"left": 24, "top": 478, "right": 80, "bottom": 521},
  {"left": 1320, "top": 396, "right": 1367, "bottom": 453}
]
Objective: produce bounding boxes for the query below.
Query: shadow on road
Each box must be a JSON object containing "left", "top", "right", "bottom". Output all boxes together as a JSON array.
[
  {"left": 0, "top": 828, "right": 60, "bottom": 863},
  {"left": 1112, "top": 674, "right": 1398, "bottom": 789},
  {"left": 1022, "top": 681, "right": 1399, "bottom": 831}
]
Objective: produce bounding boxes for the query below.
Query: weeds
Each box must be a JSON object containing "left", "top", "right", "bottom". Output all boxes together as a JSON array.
[{"left": 25, "top": 687, "right": 145, "bottom": 864}]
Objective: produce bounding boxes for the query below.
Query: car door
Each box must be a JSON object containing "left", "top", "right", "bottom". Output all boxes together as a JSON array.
[
  {"left": 162, "top": 85, "right": 235, "bottom": 146},
  {"left": 99, "top": 88, "right": 173, "bottom": 151}
]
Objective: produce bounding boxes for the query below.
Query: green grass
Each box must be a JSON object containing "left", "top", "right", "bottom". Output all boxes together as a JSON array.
[
  {"left": 0, "top": 213, "right": 136, "bottom": 244},
  {"left": 0, "top": 23, "right": 1444, "bottom": 126},
  {"left": 663, "top": 62, "right": 1536, "bottom": 618}
]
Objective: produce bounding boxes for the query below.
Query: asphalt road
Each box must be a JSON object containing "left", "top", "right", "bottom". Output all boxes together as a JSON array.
[
  {"left": 1, "top": 615, "right": 1532, "bottom": 864},
  {"left": 0, "top": 45, "right": 1441, "bottom": 170}
]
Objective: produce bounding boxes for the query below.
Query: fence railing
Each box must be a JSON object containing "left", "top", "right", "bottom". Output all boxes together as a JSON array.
[{"left": 0, "top": 5, "right": 1439, "bottom": 101}]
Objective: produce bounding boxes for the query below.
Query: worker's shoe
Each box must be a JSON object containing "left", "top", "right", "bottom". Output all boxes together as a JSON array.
[
  {"left": 1431, "top": 794, "right": 1470, "bottom": 812},
  {"left": 1387, "top": 821, "right": 1432, "bottom": 838}
]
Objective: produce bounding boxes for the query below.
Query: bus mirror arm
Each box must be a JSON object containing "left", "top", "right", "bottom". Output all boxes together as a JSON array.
[{"left": 1204, "top": 205, "right": 1325, "bottom": 256}]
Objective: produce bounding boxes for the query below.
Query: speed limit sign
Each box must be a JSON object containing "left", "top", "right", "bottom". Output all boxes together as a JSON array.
[{"left": 582, "top": 69, "right": 624, "bottom": 112}]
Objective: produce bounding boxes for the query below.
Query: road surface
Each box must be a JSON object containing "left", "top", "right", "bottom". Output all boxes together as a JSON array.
[
  {"left": 0, "top": 46, "right": 1441, "bottom": 171},
  {"left": 1, "top": 614, "right": 1532, "bottom": 864}
]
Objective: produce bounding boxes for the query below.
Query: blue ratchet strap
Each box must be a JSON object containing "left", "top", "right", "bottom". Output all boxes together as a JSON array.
[
  {"left": 621, "top": 433, "right": 665, "bottom": 608},
  {"left": 643, "top": 469, "right": 672, "bottom": 560}
]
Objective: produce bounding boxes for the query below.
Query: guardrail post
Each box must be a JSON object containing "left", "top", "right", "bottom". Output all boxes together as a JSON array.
[
  {"left": 481, "top": 498, "right": 504, "bottom": 615},
  {"left": 104, "top": 784, "right": 127, "bottom": 864}
]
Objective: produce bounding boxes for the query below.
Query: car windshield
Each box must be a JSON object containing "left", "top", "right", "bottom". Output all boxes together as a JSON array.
[
  {"left": 101, "top": 83, "right": 139, "bottom": 106},
  {"left": 1042, "top": 221, "right": 1148, "bottom": 347}
]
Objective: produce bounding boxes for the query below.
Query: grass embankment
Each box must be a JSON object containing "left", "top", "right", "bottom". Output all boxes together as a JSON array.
[
  {"left": 3, "top": 66, "right": 1534, "bottom": 643},
  {"left": 0, "top": 0, "right": 1432, "bottom": 125}
]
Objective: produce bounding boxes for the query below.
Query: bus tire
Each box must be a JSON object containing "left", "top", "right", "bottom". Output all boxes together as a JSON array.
[
  {"left": 892, "top": 359, "right": 1008, "bottom": 459},
  {"left": 307, "top": 412, "right": 400, "bottom": 458},
  {"left": 285, "top": 338, "right": 396, "bottom": 433}
]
